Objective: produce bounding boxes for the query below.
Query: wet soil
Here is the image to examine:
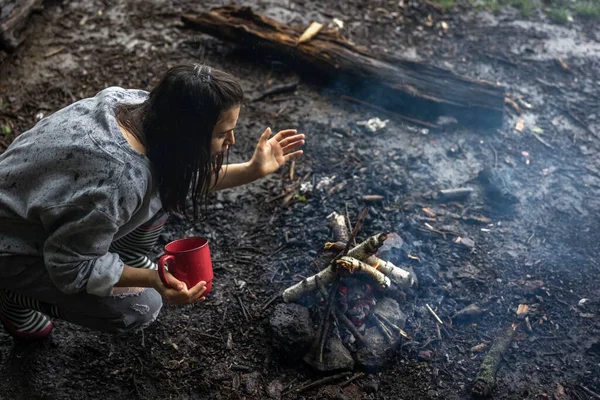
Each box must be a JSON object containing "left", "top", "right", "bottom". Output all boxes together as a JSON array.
[{"left": 1, "top": 0, "right": 600, "bottom": 399}]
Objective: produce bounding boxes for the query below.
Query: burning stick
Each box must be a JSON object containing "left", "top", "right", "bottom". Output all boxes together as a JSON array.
[
  {"left": 336, "top": 257, "right": 391, "bottom": 291},
  {"left": 472, "top": 324, "right": 518, "bottom": 398},
  {"left": 335, "top": 308, "right": 366, "bottom": 347}
]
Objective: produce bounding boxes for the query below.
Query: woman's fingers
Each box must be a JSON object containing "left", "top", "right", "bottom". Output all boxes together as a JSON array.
[
  {"left": 164, "top": 270, "right": 186, "bottom": 291},
  {"left": 273, "top": 129, "right": 298, "bottom": 141},
  {"left": 281, "top": 141, "right": 305, "bottom": 154},
  {"left": 190, "top": 281, "right": 207, "bottom": 297},
  {"left": 277, "top": 134, "right": 305, "bottom": 147},
  {"left": 260, "top": 127, "right": 273, "bottom": 143},
  {"left": 283, "top": 150, "right": 304, "bottom": 163}
]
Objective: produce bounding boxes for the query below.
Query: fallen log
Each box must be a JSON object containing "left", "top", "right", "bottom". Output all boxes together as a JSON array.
[
  {"left": 182, "top": 6, "right": 506, "bottom": 127},
  {"left": 0, "top": 0, "right": 42, "bottom": 53}
]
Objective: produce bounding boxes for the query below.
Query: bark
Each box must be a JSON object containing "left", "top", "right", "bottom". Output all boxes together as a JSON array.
[{"left": 181, "top": 6, "right": 506, "bottom": 127}]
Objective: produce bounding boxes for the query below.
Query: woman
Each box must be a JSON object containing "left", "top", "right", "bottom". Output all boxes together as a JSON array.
[{"left": 0, "top": 64, "right": 305, "bottom": 339}]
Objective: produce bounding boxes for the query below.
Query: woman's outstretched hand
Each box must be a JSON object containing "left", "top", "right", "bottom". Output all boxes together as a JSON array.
[
  {"left": 152, "top": 270, "right": 206, "bottom": 305},
  {"left": 250, "top": 128, "right": 305, "bottom": 178}
]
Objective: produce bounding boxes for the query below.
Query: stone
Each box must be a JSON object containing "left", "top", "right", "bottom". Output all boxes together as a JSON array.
[
  {"left": 267, "top": 379, "right": 284, "bottom": 400},
  {"left": 269, "top": 303, "right": 314, "bottom": 360},
  {"left": 304, "top": 335, "right": 354, "bottom": 372},
  {"left": 373, "top": 297, "right": 406, "bottom": 328},
  {"left": 356, "top": 298, "right": 406, "bottom": 371},
  {"left": 363, "top": 377, "right": 380, "bottom": 394},
  {"left": 241, "top": 372, "right": 261, "bottom": 395}
]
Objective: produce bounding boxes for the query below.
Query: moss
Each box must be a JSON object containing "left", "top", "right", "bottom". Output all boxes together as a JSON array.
[{"left": 473, "top": 325, "right": 516, "bottom": 396}]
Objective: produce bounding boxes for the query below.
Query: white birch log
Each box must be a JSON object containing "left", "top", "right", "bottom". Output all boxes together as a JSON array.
[
  {"left": 336, "top": 256, "right": 391, "bottom": 290},
  {"left": 282, "top": 265, "right": 337, "bottom": 303},
  {"left": 366, "top": 256, "right": 416, "bottom": 289}
]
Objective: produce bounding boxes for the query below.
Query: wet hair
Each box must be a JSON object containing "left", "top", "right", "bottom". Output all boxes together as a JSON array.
[{"left": 115, "top": 64, "right": 244, "bottom": 220}]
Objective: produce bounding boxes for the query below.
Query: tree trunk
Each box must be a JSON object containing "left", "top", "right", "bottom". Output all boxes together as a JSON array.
[{"left": 182, "top": 6, "right": 505, "bottom": 128}]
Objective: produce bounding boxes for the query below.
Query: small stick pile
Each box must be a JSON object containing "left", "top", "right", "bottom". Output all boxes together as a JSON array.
[
  {"left": 282, "top": 209, "right": 417, "bottom": 365},
  {"left": 283, "top": 212, "right": 416, "bottom": 303}
]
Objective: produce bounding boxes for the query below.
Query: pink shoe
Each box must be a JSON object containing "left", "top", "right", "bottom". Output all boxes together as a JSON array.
[{"left": 0, "top": 309, "right": 53, "bottom": 340}]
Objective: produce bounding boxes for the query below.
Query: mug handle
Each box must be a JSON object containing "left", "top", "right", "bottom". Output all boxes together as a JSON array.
[{"left": 158, "top": 255, "right": 175, "bottom": 288}]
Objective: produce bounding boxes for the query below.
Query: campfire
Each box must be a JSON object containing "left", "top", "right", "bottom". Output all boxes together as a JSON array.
[{"left": 270, "top": 209, "right": 417, "bottom": 372}]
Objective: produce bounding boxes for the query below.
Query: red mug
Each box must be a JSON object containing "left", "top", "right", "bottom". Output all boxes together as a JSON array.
[{"left": 158, "top": 237, "right": 213, "bottom": 296}]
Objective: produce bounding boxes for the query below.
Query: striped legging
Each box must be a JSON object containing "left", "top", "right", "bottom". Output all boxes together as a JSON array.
[{"left": 109, "top": 210, "right": 168, "bottom": 270}]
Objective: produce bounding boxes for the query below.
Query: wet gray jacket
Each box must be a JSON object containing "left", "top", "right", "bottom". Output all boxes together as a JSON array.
[{"left": 0, "top": 87, "right": 162, "bottom": 296}]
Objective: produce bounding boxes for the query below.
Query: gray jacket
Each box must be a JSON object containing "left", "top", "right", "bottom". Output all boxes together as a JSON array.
[{"left": 0, "top": 87, "right": 163, "bottom": 296}]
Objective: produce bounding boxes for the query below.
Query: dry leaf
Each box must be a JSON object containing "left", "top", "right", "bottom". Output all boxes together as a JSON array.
[
  {"left": 555, "top": 57, "right": 570, "bottom": 72},
  {"left": 515, "top": 119, "right": 525, "bottom": 132},
  {"left": 517, "top": 304, "right": 529, "bottom": 317},
  {"left": 425, "top": 15, "right": 434, "bottom": 27},
  {"left": 471, "top": 343, "right": 488, "bottom": 352},
  {"left": 422, "top": 207, "right": 437, "bottom": 217}
]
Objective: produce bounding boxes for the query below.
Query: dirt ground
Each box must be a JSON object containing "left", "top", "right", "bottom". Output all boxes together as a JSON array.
[{"left": 1, "top": 0, "right": 600, "bottom": 399}]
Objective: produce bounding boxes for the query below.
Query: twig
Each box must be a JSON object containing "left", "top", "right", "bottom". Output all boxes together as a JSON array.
[
  {"left": 286, "top": 372, "right": 352, "bottom": 395},
  {"left": 564, "top": 102, "right": 597, "bottom": 138},
  {"left": 316, "top": 281, "right": 338, "bottom": 363},
  {"left": 341, "top": 95, "right": 439, "bottom": 129},
  {"left": 340, "top": 372, "right": 365, "bottom": 387},
  {"left": 196, "top": 332, "right": 222, "bottom": 340},
  {"left": 261, "top": 292, "right": 281, "bottom": 311},
  {"left": 579, "top": 385, "right": 600, "bottom": 399},
  {"left": 339, "top": 207, "right": 369, "bottom": 260},
  {"left": 289, "top": 160, "right": 295, "bottom": 181},
  {"left": 489, "top": 144, "right": 498, "bottom": 169},
  {"left": 531, "top": 132, "right": 553, "bottom": 149},
  {"left": 423, "top": 223, "right": 446, "bottom": 237},
  {"left": 426, "top": 304, "right": 444, "bottom": 325},
  {"left": 344, "top": 202, "right": 356, "bottom": 246},
  {"left": 375, "top": 312, "right": 411, "bottom": 339},
  {"left": 252, "top": 80, "right": 299, "bottom": 102},
  {"left": 237, "top": 295, "right": 250, "bottom": 322},
  {"left": 335, "top": 308, "right": 366, "bottom": 347},
  {"left": 216, "top": 305, "right": 228, "bottom": 334},
  {"left": 44, "top": 47, "right": 65, "bottom": 58},
  {"left": 371, "top": 314, "right": 394, "bottom": 343}
]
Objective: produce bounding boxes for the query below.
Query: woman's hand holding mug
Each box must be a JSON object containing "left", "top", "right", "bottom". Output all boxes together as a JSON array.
[{"left": 152, "top": 270, "right": 206, "bottom": 305}]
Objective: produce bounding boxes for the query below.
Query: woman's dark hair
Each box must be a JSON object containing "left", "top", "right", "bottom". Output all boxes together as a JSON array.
[{"left": 115, "top": 64, "right": 244, "bottom": 220}]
